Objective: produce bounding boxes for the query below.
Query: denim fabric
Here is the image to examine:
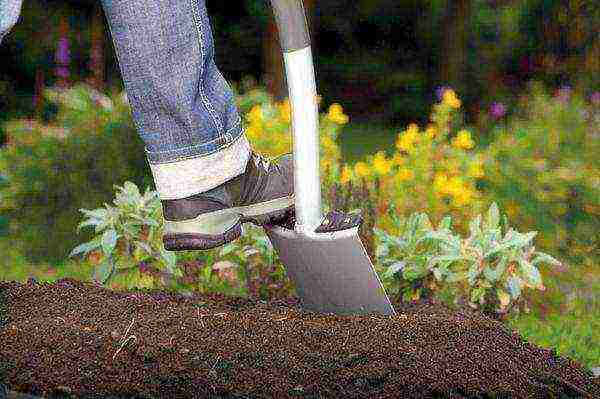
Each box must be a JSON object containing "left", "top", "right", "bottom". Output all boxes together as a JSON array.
[
  {"left": 0, "top": 0, "right": 23, "bottom": 45},
  {"left": 100, "top": 0, "right": 245, "bottom": 164},
  {"left": 2, "top": 0, "right": 253, "bottom": 199}
]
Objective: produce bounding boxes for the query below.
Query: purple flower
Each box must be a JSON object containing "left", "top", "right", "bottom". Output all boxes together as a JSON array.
[
  {"left": 138, "top": 261, "right": 152, "bottom": 274},
  {"left": 590, "top": 91, "right": 600, "bottom": 105},
  {"left": 489, "top": 102, "right": 506, "bottom": 119},
  {"left": 555, "top": 85, "right": 572, "bottom": 104},
  {"left": 55, "top": 66, "right": 70, "bottom": 78},
  {"left": 55, "top": 37, "right": 70, "bottom": 65},
  {"left": 435, "top": 85, "right": 452, "bottom": 102}
]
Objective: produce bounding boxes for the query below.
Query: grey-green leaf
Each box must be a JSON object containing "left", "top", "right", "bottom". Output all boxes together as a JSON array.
[
  {"left": 94, "top": 258, "right": 113, "bottom": 284},
  {"left": 439, "top": 215, "right": 452, "bottom": 231},
  {"left": 160, "top": 248, "right": 177, "bottom": 272},
  {"left": 220, "top": 243, "right": 237, "bottom": 257},
  {"left": 483, "top": 266, "right": 497, "bottom": 282},
  {"left": 531, "top": 252, "right": 562, "bottom": 267},
  {"left": 143, "top": 218, "right": 159, "bottom": 227},
  {"left": 76, "top": 218, "right": 101, "bottom": 233},
  {"left": 469, "top": 214, "right": 482, "bottom": 239},
  {"left": 486, "top": 202, "right": 500, "bottom": 230},
  {"left": 101, "top": 229, "right": 119, "bottom": 256},
  {"left": 80, "top": 208, "right": 108, "bottom": 220},
  {"left": 375, "top": 244, "right": 389, "bottom": 260},
  {"left": 384, "top": 261, "right": 406, "bottom": 279},
  {"left": 68, "top": 239, "right": 101, "bottom": 258},
  {"left": 135, "top": 240, "right": 153, "bottom": 255},
  {"left": 507, "top": 276, "right": 522, "bottom": 298}
]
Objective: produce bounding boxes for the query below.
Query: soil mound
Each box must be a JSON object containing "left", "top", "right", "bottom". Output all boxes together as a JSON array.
[{"left": 1, "top": 278, "right": 598, "bottom": 398}]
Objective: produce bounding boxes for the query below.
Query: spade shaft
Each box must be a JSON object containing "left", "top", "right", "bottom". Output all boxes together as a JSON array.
[{"left": 265, "top": 0, "right": 396, "bottom": 316}]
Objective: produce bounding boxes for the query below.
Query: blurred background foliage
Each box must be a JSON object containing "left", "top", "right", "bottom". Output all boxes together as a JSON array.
[{"left": 0, "top": 0, "right": 598, "bottom": 370}]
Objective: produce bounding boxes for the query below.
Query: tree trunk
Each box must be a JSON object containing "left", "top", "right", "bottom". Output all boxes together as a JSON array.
[
  {"left": 86, "top": 3, "right": 105, "bottom": 90},
  {"left": 439, "top": 0, "right": 471, "bottom": 94},
  {"left": 34, "top": 68, "right": 45, "bottom": 117},
  {"left": 263, "top": 0, "right": 317, "bottom": 101}
]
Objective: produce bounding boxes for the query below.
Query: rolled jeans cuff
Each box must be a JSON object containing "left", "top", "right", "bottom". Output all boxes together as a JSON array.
[{"left": 148, "top": 131, "right": 251, "bottom": 200}]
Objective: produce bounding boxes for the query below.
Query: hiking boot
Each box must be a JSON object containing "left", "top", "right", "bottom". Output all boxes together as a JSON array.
[{"left": 162, "top": 150, "right": 294, "bottom": 251}]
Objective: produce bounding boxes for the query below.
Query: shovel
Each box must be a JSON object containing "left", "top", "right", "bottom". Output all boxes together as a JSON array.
[{"left": 263, "top": 0, "right": 396, "bottom": 316}]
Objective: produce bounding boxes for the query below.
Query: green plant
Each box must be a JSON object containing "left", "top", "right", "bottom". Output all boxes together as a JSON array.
[
  {"left": 374, "top": 202, "right": 448, "bottom": 302},
  {"left": 68, "top": 181, "right": 175, "bottom": 288},
  {"left": 0, "top": 84, "right": 152, "bottom": 263},
  {"left": 376, "top": 202, "right": 564, "bottom": 317},
  {"left": 482, "top": 82, "right": 599, "bottom": 262},
  {"left": 68, "top": 180, "right": 295, "bottom": 299}
]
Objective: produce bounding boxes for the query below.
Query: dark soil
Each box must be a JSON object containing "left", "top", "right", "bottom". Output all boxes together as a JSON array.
[{"left": 1, "top": 278, "right": 599, "bottom": 399}]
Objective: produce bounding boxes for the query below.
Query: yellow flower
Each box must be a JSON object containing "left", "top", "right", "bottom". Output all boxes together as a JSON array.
[
  {"left": 247, "top": 105, "right": 263, "bottom": 124},
  {"left": 395, "top": 126, "right": 421, "bottom": 153},
  {"left": 425, "top": 124, "right": 438, "bottom": 139},
  {"left": 372, "top": 151, "right": 392, "bottom": 175},
  {"left": 467, "top": 161, "right": 485, "bottom": 178},
  {"left": 327, "top": 103, "right": 349, "bottom": 124},
  {"left": 452, "top": 129, "right": 475, "bottom": 150},
  {"left": 392, "top": 154, "right": 405, "bottom": 166},
  {"left": 321, "top": 135, "right": 337, "bottom": 152},
  {"left": 397, "top": 167, "right": 414, "bottom": 181},
  {"left": 433, "top": 173, "right": 449, "bottom": 194},
  {"left": 245, "top": 124, "right": 261, "bottom": 140},
  {"left": 340, "top": 165, "right": 353, "bottom": 184},
  {"left": 277, "top": 100, "right": 291, "bottom": 122},
  {"left": 407, "top": 123, "right": 419, "bottom": 135},
  {"left": 446, "top": 176, "right": 464, "bottom": 196},
  {"left": 354, "top": 161, "right": 370, "bottom": 178},
  {"left": 452, "top": 187, "right": 474, "bottom": 207},
  {"left": 396, "top": 134, "right": 414, "bottom": 152},
  {"left": 443, "top": 89, "right": 462, "bottom": 109},
  {"left": 321, "top": 158, "right": 333, "bottom": 173}
]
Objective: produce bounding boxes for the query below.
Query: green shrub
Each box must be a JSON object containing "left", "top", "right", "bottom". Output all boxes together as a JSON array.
[
  {"left": 508, "top": 309, "right": 600, "bottom": 370},
  {"left": 0, "top": 84, "right": 153, "bottom": 263},
  {"left": 375, "top": 202, "right": 563, "bottom": 318},
  {"left": 70, "top": 181, "right": 295, "bottom": 298},
  {"left": 482, "top": 82, "right": 599, "bottom": 262}
]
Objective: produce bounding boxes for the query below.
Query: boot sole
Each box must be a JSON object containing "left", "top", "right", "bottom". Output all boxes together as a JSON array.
[{"left": 163, "top": 195, "right": 294, "bottom": 251}]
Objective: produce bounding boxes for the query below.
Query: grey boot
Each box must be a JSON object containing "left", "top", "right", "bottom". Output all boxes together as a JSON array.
[{"left": 162, "top": 151, "right": 294, "bottom": 251}]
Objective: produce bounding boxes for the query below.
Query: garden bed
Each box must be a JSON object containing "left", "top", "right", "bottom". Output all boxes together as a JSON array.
[{"left": 1, "top": 278, "right": 598, "bottom": 399}]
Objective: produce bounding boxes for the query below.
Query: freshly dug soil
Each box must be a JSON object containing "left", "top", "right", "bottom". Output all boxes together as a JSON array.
[{"left": 1, "top": 278, "right": 598, "bottom": 399}]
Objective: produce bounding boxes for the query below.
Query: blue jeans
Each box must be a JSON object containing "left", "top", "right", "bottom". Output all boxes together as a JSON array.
[{"left": 1, "top": 0, "right": 251, "bottom": 200}]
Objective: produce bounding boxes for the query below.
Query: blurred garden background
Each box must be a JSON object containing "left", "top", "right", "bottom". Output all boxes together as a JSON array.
[{"left": 0, "top": 0, "right": 598, "bottom": 370}]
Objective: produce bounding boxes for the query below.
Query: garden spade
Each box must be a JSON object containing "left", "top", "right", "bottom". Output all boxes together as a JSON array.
[{"left": 263, "top": 0, "right": 396, "bottom": 316}]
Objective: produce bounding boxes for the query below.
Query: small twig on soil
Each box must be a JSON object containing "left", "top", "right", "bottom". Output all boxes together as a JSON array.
[
  {"left": 212, "top": 312, "right": 228, "bottom": 317},
  {"left": 210, "top": 356, "right": 220, "bottom": 376},
  {"left": 122, "top": 316, "right": 136, "bottom": 339},
  {"left": 342, "top": 330, "right": 350, "bottom": 350},
  {"left": 112, "top": 336, "right": 137, "bottom": 361},
  {"left": 274, "top": 316, "right": 288, "bottom": 322},
  {"left": 111, "top": 315, "right": 137, "bottom": 362}
]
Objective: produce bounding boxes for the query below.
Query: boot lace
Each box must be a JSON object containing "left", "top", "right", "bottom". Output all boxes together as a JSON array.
[{"left": 253, "top": 152, "right": 273, "bottom": 173}]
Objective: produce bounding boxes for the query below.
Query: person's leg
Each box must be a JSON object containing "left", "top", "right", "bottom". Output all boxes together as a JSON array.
[
  {"left": 100, "top": 0, "right": 251, "bottom": 200},
  {"left": 0, "top": 0, "right": 23, "bottom": 45},
  {"left": 100, "top": 0, "right": 294, "bottom": 251}
]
